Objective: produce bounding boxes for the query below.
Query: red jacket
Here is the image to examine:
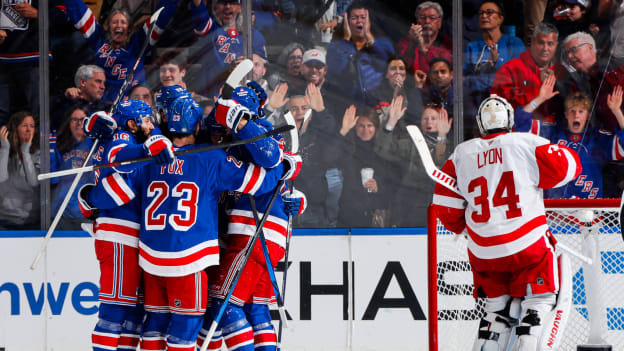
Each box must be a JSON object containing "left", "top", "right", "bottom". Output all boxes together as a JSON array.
[
  {"left": 491, "top": 50, "right": 560, "bottom": 121},
  {"left": 397, "top": 34, "right": 452, "bottom": 74}
]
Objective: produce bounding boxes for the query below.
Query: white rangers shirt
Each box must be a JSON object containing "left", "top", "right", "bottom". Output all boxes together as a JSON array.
[{"left": 432, "top": 132, "right": 581, "bottom": 259}]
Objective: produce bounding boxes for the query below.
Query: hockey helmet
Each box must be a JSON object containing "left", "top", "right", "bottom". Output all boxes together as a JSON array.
[
  {"left": 113, "top": 99, "right": 153, "bottom": 129},
  {"left": 167, "top": 96, "right": 202, "bottom": 134},
  {"left": 155, "top": 85, "right": 191, "bottom": 116},
  {"left": 476, "top": 94, "right": 514, "bottom": 136},
  {"left": 231, "top": 86, "right": 259, "bottom": 117}
]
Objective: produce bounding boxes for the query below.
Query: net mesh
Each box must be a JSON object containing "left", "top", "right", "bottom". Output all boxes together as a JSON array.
[{"left": 433, "top": 202, "right": 624, "bottom": 350}]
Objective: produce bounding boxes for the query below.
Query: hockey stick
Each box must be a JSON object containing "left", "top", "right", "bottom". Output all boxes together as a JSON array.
[
  {"left": 278, "top": 110, "right": 298, "bottom": 348},
  {"left": 37, "top": 125, "right": 292, "bottom": 180},
  {"left": 30, "top": 8, "right": 165, "bottom": 270},
  {"left": 247, "top": 195, "right": 288, "bottom": 327},
  {"left": 200, "top": 182, "right": 283, "bottom": 351},
  {"left": 405, "top": 125, "right": 593, "bottom": 265}
]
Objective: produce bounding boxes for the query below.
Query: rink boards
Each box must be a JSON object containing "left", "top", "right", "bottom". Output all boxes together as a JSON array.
[{"left": 0, "top": 228, "right": 431, "bottom": 351}]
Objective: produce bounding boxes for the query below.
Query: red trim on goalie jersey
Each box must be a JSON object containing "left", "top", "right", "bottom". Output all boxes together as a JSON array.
[
  {"left": 466, "top": 215, "right": 547, "bottom": 247},
  {"left": 431, "top": 160, "right": 467, "bottom": 234},
  {"left": 535, "top": 143, "right": 582, "bottom": 189}
]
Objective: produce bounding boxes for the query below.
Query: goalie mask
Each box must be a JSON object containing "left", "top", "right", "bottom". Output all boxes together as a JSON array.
[
  {"left": 167, "top": 96, "right": 202, "bottom": 134},
  {"left": 476, "top": 94, "right": 514, "bottom": 136},
  {"left": 113, "top": 99, "right": 153, "bottom": 129}
]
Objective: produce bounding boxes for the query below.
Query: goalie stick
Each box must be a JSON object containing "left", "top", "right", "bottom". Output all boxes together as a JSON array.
[
  {"left": 30, "top": 8, "right": 165, "bottom": 270},
  {"left": 405, "top": 125, "right": 593, "bottom": 265}
]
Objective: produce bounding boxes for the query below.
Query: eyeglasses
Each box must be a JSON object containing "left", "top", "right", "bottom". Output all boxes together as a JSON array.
[
  {"left": 70, "top": 117, "right": 84, "bottom": 125},
  {"left": 565, "top": 42, "right": 590, "bottom": 56},
  {"left": 478, "top": 9, "right": 500, "bottom": 16},
  {"left": 417, "top": 14, "right": 441, "bottom": 21}
]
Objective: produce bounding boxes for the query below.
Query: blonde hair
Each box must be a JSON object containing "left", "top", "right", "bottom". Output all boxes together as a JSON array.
[{"left": 564, "top": 91, "right": 592, "bottom": 111}]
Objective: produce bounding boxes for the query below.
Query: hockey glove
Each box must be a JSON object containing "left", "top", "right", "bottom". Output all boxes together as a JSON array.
[
  {"left": 78, "top": 184, "right": 99, "bottom": 219},
  {"left": 84, "top": 111, "right": 117, "bottom": 141},
  {"left": 281, "top": 152, "right": 302, "bottom": 181},
  {"left": 282, "top": 188, "right": 307, "bottom": 216},
  {"left": 144, "top": 135, "right": 176, "bottom": 165},
  {"left": 215, "top": 98, "right": 252, "bottom": 131},
  {"left": 247, "top": 81, "right": 267, "bottom": 118}
]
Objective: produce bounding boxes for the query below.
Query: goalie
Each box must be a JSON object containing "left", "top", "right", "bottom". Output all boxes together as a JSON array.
[{"left": 431, "top": 95, "right": 581, "bottom": 350}]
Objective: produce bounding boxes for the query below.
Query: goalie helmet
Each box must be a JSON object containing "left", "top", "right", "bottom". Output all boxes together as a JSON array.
[
  {"left": 476, "top": 94, "right": 514, "bottom": 136},
  {"left": 155, "top": 85, "right": 191, "bottom": 117},
  {"left": 113, "top": 99, "right": 153, "bottom": 129},
  {"left": 231, "top": 86, "right": 259, "bottom": 117},
  {"left": 167, "top": 96, "right": 202, "bottom": 134}
]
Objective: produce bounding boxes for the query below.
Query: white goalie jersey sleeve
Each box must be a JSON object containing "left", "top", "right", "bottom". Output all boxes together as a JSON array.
[{"left": 432, "top": 132, "right": 581, "bottom": 259}]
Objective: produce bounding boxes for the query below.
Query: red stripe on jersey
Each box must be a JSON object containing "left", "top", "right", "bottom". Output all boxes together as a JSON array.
[
  {"left": 614, "top": 136, "right": 624, "bottom": 160},
  {"left": 229, "top": 215, "right": 287, "bottom": 235},
  {"left": 140, "top": 245, "right": 219, "bottom": 267},
  {"left": 118, "top": 334, "right": 140, "bottom": 348},
  {"left": 104, "top": 175, "right": 133, "bottom": 204},
  {"left": 109, "top": 144, "right": 125, "bottom": 163},
  {"left": 530, "top": 120, "right": 540, "bottom": 135},
  {"left": 467, "top": 215, "right": 547, "bottom": 247},
  {"left": 80, "top": 13, "right": 95, "bottom": 35},
  {"left": 92, "top": 332, "right": 119, "bottom": 348},
  {"left": 224, "top": 327, "right": 254, "bottom": 349},
  {"left": 141, "top": 337, "right": 166, "bottom": 351},
  {"left": 242, "top": 166, "right": 261, "bottom": 193},
  {"left": 535, "top": 143, "right": 581, "bottom": 189},
  {"left": 95, "top": 221, "right": 139, "bottom": 236},
  {"left": 166, "top": 342, "right": 195, "bottom": 351},
  {"left": 254, "top": 329, "right": 277, "bottom": 344}
]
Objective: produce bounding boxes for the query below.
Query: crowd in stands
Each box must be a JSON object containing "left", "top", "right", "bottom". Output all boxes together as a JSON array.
[{"left": 1, "top": 0, "right": 624, "bottom": 229}]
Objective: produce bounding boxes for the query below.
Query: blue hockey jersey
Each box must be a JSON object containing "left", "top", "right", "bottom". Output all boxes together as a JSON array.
[
  {"left": 515, "top": 109, "right": 624, "bottom": 198},
  {"left": 60, "top": 0, "right": 178, "bottom": 102},
  {"left": 87, "top": 145, "right": 285, "bottom": 277}
]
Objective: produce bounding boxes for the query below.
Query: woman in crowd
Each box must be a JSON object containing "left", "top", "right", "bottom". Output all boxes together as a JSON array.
[
  {"left": 50, "top": 105, "right": 94, "bottom": 230},
  {"left": 337, "top": 105, "right": 390, "bottom": 227},
  {"left": 0, "top": 111, "right": 40, "bottom": 229}
]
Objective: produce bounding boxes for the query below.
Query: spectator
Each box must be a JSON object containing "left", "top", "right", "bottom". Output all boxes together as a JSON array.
[
  {"left": 251, "top": 52, "right": 270, "bottom": 93},
  {"left": 464, "top": 0, "right": 525, "bottom": 135},
  {"left": 515, "top": 75, "right": 624, "bottom": 199},
  {"left": 155, "top": 49, "right": 208, "bottom": 103},
  {"left": 548, "top": 0, "right": 609, "bottom": 58},
  {"left": 0, "top": 0, "right": 61, "bottom": 126},
  {"left": 189, "top": 0, "right": 268, "bottom": 97},
  {"left": 127, "top": 84, "right": 154, "bottom": 106},
  {"left": 49, "top": 105, "right": 93, "bottom": 230},
  {"left": 422, "top": 57, "right": 454, "bottom": 115},
  {"left": 337, "top": 105, "right": 390, "bottom": 227},
  {"left": 396, "top": 1, "right": 452, "bottom": 75},
  {"left": 0, "top": 111, "right": 40, "bottom": 229},
  {"left": 367, "top": 55, "right": 424, "bottom": 126},
  {"left": 561, "top": 31, "right": 621, "bottom": 131},
  {"left": 51, "top": 65, "right": 110, "bottom": 130},
  {"left": 267, "top": 42, "right": 307, "bottom": 94},
  {"left": 326, "top": 1, "right": 394, "bottom": 105},
  {"left": 491, "top": 22, "right": 563, "bottom": 121},
  {"left": 374, "top": 96, "right": 452, "bottom": 227},
  {"left": 60, "top": 0, "right": 178, "bottom": 103},
  {"left": 267, "top": 89, "right": 338, "bottom": 228}
]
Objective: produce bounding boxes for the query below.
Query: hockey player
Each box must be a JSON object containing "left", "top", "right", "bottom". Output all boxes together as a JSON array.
[
  {"left": 79, "top": 99, "right": 175, "bottom": 351},
  {"left": 515, "top": 75, "right": 624, "bottom": 198},
  {"left": 431, "top": 95, "right": 582, "bottom": 351},
  {"left": 196, "top": 83, "right": 306, "bottom": 351},
  {"left": 59, "top": 0, "right": 178, "bottom": 102},
  {"left": 79, "top": 95, "right": 301, "bottom": 351}
]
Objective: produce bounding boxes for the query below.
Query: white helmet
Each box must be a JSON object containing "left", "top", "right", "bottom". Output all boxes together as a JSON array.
[{"left": 476, "top": 94, "right": 514, "bottom": 136}]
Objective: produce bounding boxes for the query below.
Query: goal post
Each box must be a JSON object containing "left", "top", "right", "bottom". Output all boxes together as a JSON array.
[{"left": 427, "top": 198, "right": 624, "bottom": 351}]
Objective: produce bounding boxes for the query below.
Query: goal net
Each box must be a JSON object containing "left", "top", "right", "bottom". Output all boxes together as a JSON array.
[{"left": 427, "top": 198, "right": 624, "bottom": 351}]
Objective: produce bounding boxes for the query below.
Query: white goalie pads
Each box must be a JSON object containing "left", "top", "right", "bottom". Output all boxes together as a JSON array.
[{"left": 538, "top": 253, "right": 572, "bottom": 350}]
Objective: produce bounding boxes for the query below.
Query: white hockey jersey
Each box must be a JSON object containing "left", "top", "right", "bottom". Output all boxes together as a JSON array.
[{"left": 432, "top": 132, "right": 581, "bottom": 259}]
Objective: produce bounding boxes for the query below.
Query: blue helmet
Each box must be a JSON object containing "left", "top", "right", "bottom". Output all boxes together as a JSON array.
[
  {"left": 155, "top": 85, "right": 191, "bottom": 117},
  {"left": 167, "top": 96, "right": 202, "bottom": 134},
  {"left": 113, "top": 99, "right": 152, "bottom": 129},
  {"left": 232, "top": 86, "right": 259, "bottom": 117}
]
